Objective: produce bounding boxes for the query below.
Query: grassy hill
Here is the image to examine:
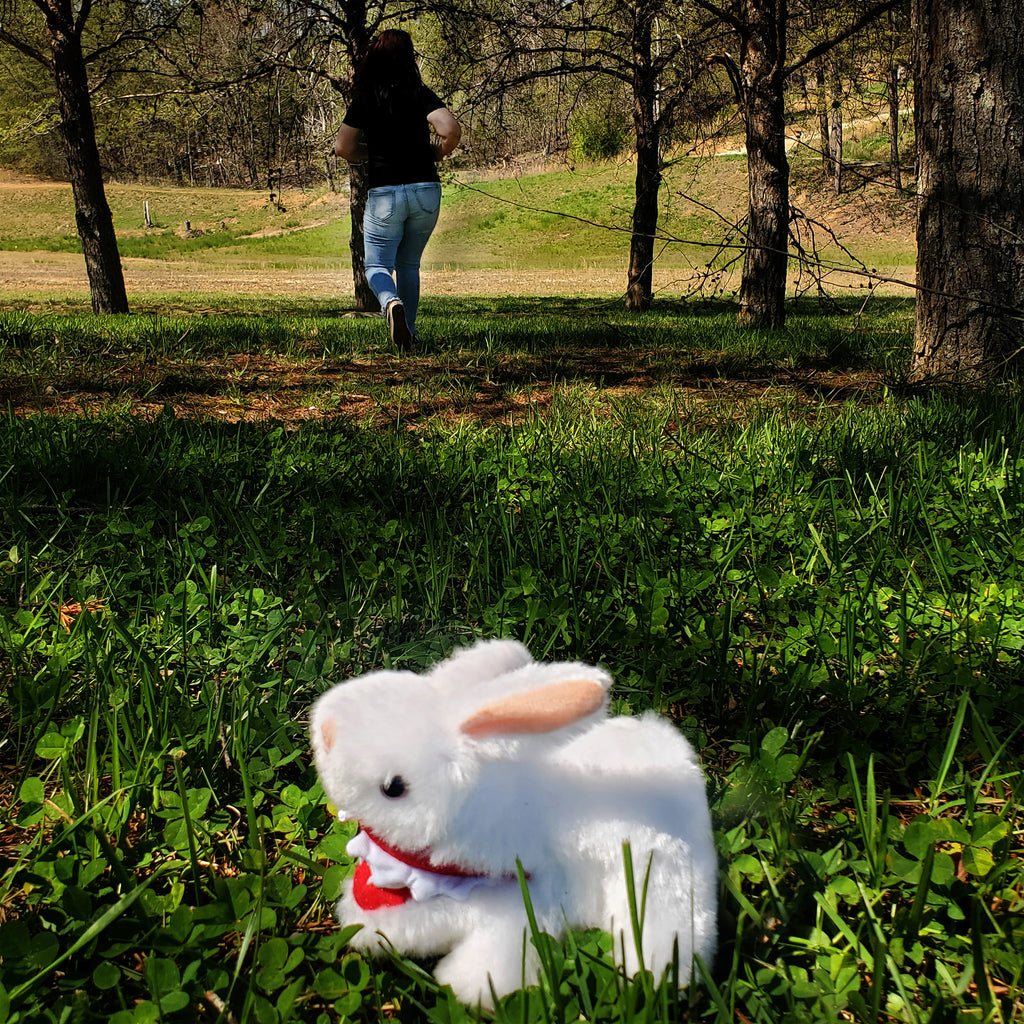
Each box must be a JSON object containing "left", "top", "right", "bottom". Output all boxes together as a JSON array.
[{"left": 0, "top": 147, "right": 915, "bottom": 303}]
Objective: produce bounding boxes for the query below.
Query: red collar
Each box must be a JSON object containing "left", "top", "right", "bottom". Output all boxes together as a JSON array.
[
  {"left": 352, "top": 828, "right": 489, "bottom": 911},
  {"left": 353, "top": 861, "right": 408, "bottom": 909},
  {"left": 361, "top": 827, "right": 482, "bottom": 878}
]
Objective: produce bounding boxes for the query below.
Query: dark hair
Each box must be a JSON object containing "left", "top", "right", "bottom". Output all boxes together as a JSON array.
[{"left": 351, "top": 29, "right": 423, "bottom": 111}]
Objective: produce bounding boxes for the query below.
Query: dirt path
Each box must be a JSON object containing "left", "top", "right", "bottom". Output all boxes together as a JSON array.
[
  {"left": 0, "top": 249, "right": 913, "bottom": 307},
  {"left": 0, "top": 250, "right": 639, "bottom": 303}
]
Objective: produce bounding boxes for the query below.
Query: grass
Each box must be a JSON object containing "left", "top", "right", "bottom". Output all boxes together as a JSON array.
[
  {"left": 0, "top": 181, "right": 290, "bottom": 246},
  {"left": 0, "top": 150, "right": 914, "bottom": 286},
  {"left": 0, "top": 296, "right": 911, "bottom": 426},
  {"left": 0, "top": 299, "right": 1022, "bottom": 1023},
  {"left": 432, "top": 165, "right": 727, "bottom": 270}
]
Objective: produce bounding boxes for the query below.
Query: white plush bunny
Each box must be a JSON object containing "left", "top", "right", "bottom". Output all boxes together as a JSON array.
[{"left": 309, "top": 639, "right": 717, "bottom": 1007}]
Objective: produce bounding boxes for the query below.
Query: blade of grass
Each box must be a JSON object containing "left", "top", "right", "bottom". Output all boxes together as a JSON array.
[
  {"left": 930, "top": 691, "right": 970, "bottom": 812},
  {"left": 8, "top": 875, "right": 157, "bottom": 1002}
]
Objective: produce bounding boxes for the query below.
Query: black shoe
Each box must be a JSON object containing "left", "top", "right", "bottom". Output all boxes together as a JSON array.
[{"left": 386, "top": 300, "right": 412, "bottom": 351}]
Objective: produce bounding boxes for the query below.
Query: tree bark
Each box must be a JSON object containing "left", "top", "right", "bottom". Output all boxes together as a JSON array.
[
  {"left": 46, "top": 5, "right": 129, "bottom": 314},
  {"left": 815, "top": 60, "right": 831, "bottom": 178},
  {"left": 828, "top": 67, "right": 843, "bottom": 196},
  {"left": 887, "top": 63, "right": 902, "bottom": 192},
  {"left": 348, "top": 159, "right": 379, "bottom": 312},
  {"left": 886, "top": 8, "right": 903, "bottom": 193},
  {"left": 626, "top": 4, "right": 661, "bottom": 312},
  {"left": 737, "top": 0, "right": 789, "bottom": 329},
  {"left": 911, "top": 0, "right": 1024, "bottom": 379},
  {"left": 340, "top": 0, "right": 377, "bottom": 312}
]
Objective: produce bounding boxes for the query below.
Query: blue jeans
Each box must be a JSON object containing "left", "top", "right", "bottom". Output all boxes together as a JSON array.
[{"left": 363, "top": 182, "right": 441, "bottom": 334}]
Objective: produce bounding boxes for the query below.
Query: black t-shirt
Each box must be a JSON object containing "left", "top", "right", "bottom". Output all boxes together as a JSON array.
[{"left": 342, "top": 84, "right": 445, "bottom": 189}]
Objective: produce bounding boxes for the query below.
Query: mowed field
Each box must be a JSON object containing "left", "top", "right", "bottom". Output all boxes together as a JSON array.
[{"left": 0, "top": 150, "right": 916, "bottom": 308}]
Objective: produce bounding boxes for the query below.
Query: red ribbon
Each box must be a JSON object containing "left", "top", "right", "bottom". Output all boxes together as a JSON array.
[
  {"left": 349, "top": 828, "right": 523, "bottom": 911},
  {"left": 362, "top": 828, "right": 482, "bottom": 878},
  {"left": 352, "top": 860, "right": 411, "bottom": 909}
]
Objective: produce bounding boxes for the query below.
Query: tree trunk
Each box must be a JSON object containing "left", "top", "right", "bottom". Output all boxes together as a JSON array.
[
  {"left": 626, "top": 4, "right": 661, "bottom": 312},
  {"left": 886, "top": 8, "right": 903, "bottom": 193},
  {"left": 911, "top": 0, "right": 1024, "bottom": 379},
  {"left": 737, "top": 0, "right": 789, "bottom": 329},
  {"left": 46, "top": 9, "right": 128, "bottom": 314},
  {"left": 347, "top": 159, "right": 379, "bottom": 312},
  {"left": 341, "top": 3, "right": 377, "bottom": 312},
  {"left": 829, "top": 92, "right": 843, "bottom": 196},
  {"left": 815, "top": 61, "right": 831, "bottom": 178},
  {"left": 887, "top": 62, "right": 902, "bottom": 192}
]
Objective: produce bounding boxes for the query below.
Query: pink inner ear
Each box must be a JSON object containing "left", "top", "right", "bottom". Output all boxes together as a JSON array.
[
  {"left": 320, "top": 717, "right": 336, "bottom": 751},
  {"left": 459, "top": 679, "right": 605, "bottom": 738}
]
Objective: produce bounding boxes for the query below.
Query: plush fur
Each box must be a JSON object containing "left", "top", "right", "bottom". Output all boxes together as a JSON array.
[{"left": 309, "top": 639, "right": 718, "bottom": 1007}]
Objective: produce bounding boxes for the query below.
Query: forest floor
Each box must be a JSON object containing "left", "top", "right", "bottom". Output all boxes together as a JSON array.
[{"left": 5, "top": 330, "right": 890, "bottom": 429}]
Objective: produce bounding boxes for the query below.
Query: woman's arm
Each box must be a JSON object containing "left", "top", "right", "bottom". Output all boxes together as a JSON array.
[
  {"left": 427, "top": 108, "right": 462, "bottom": 160},
  {"left": 334, "top": 124, "right": 367, "bottom": 163}
]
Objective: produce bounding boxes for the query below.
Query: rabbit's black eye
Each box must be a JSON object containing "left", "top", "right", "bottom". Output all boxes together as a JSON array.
[{"left": 381, "top": 775, "right": 407, "bottom": 799}]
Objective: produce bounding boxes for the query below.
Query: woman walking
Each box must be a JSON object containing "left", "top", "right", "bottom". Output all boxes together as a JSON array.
[{"left": 334, "top": 30, "right": 461, "bottom": 350}]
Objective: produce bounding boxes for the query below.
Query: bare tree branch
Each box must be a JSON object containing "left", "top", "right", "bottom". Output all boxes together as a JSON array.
[
  {"left": 0, "top": 25, "right": 51, "bottom": 66},
  {"left": 786, "top": 0, "right": 902, "bottom": 78},
  {"left": 693, "top": 0, "right": 746, "bottom": 35}
]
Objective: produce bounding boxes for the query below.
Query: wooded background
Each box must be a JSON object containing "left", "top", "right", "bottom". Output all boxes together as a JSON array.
[
  {"left": 0, "top": 0, "right": 1020, "bottom": 377},
  {"left": 0, "top": 1, "right": 908, "bottom": 192}
]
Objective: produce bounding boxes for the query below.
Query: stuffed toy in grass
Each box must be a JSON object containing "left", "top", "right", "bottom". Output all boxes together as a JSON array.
[{"left": 309, "top": 639, "right": 717, "bottom": 1006}]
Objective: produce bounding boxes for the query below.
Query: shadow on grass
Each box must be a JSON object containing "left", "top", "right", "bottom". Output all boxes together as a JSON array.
[{"left": 0, "top": 297, "right": 914, "bottom": 424}]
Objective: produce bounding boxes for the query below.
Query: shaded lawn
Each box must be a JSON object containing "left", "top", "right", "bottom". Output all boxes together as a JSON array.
[{"left": 0, "top": 296, "right": 911, "bottom": 428}]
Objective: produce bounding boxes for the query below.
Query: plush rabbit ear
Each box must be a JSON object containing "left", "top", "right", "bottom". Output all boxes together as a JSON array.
[
  {"left": 319, "top": 716, "right": 337, "bottom": 752},
  {"left": 430, "top": 638, "right": 534, "bottom": 691},
  {"left": 459, "top": 678, "right": 605, "bottom": 738}
]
